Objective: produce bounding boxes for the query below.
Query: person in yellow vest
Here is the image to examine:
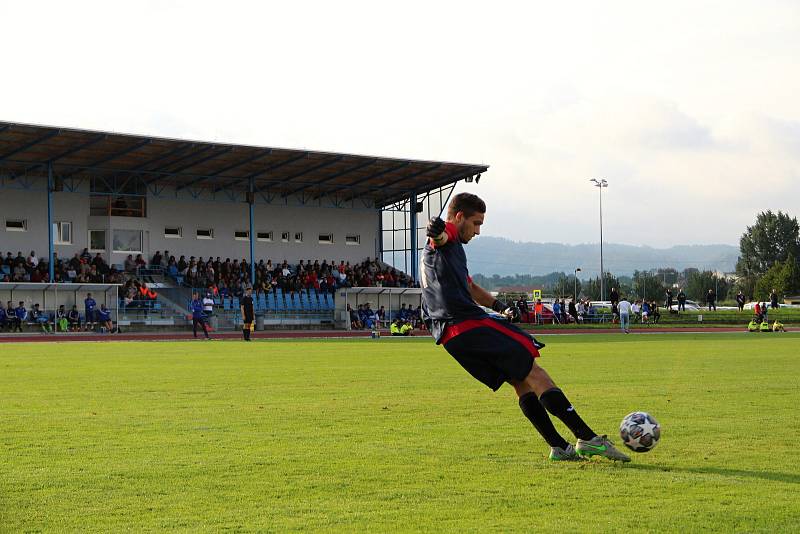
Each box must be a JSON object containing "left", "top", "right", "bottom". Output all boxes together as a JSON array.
[
  {"left": 747, "top": 319, "right": 759, "bottom": 332},
  {"left": 772, "top": 320, "right": 786, "bottom": 332},
  {"left": 400, "top": 320, "right": 413, "bottom": 336},
  {"left": 760, "top": 320, "right": 771, "bottom": 332},
  {"left": 391, "top": 319, "right": 413, "bottom": 336}
]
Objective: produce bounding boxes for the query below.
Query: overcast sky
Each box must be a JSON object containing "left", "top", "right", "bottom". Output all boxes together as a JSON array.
[{"left": 1, "top": 1, "right": 798, "bottom": 248}]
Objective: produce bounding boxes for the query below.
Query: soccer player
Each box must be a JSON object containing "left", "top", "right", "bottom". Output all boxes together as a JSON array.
[
  {"left": 190, "top": 292, "right": 211, "bottom": 340},
  {"left": 240, "top": 287, "right": 255, "bottom": 341},
  {"left": 421, "top": 193, "right": 629, "bottom": 462}
]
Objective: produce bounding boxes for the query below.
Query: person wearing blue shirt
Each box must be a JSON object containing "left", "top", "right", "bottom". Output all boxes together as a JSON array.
[
  {"left": 84, "top": 293, "right": 97, "bottom": 332},
  {"left": 97, "top": 304, "right": 113, "bottom": 333},
  {"left": 190, "top": 292, "right": 211, "bottom": 339},
  {"left": 14, "top": 301, "right": 27, "bottom": 332},
  {"left": 552, "top": 300, "right": 562, "bottom": 324}
]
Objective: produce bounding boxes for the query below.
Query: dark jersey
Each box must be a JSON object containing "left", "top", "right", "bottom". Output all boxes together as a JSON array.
[
  {"left": 241, "top": 296, "right": 254, "bottom": 321},
  {"left": 421, "top": 222, "right": 488, "bottom": 343}
]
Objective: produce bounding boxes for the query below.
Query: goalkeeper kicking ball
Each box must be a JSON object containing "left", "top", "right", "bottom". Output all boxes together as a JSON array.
[{"left": 619, "top": 412, "right": 661, "bottom": 452}]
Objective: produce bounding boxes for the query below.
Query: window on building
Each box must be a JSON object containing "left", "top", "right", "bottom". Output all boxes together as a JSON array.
[
  {"left": 281, "top": 231, "right": 290, "bottom": 242},
  {"left": 234, "top": 230, "right": 250, "bottom": 241},
  {"left": 5, "top": 219, "right": 26, "bottom": 232},
  {"left": 53, "top": 222, "right": 72, "bottom": 244},
  {"left": 196, "top": 228, "right": 214, "bottom": 240},
  {"left": 89, "top": 230, "right": 106, "bottom": 251},
  {"left": 294, "top": 232, "right": 303, "bottom": 243},
  {"left": 113, "top": 230, "right": 143, "bottom": 253},
  {"left": 164, "top": 227, "right": 182, "bottom": 238},
  {"left": 318, "top": 233, "right": 334, "bottom": 244},
  {"left": 257, "top": 231, "right": 273, "bottom": 242},
  {"left": 345, "top": 234, "right": 361, "bottom": 245}
]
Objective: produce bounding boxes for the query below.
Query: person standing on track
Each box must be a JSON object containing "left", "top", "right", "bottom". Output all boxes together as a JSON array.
[
  {"left": 421, "top": 192, "right": 629, "bottom": 462},
  {"left": 240, "top": 287, "right": 255, "bottom": 341},
  {"left": 190, "top": 292, "right": 211, "bottom": 340}
]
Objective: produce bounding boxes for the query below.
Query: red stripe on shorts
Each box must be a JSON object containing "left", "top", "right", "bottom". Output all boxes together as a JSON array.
[{"left": 441, "top": 318, "right": 540, "bottom": 358}]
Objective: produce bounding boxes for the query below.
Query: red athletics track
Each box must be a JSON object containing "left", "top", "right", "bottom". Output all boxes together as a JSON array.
[{"left": 0, "top": 326, "right": 753, "bottom": 343}]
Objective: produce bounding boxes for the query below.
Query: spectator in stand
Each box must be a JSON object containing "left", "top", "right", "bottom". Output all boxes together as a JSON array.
[
  {"left": 707, "top": 289, "right": 717, "bottom": 311},
  {"left": 80, "top": 248, "right": 92, "bottom": 262},
  {"left": 28, "top": 250, "right": 39, "bottom": 268},
  {"left": 123, "top": 254, "right": 136, "bottom": 273},
  {"left": 677, "top": 288, "right": 687, "bottom": 312},
  {"left": 68, "top": 305, "right": 81, "bottom": 331},
  {"left": 152, "top": 251, "right": 163, "bottom": 268},
  {"left": 736, "top": 291, "right": 746, "bottom": 312},
  {"left": 135, "top": 254, "right": 147, "bottom": 270},
  {"left": 84, "top": 293, "right": 97, "bottom": 331},
  {"left": 13, "top": 301, "right": 27, "bottom": 332},
  {"left": 618, "top": 296, "right": 632, "bottom": 334},
  {"left": 770, "top": 289, "right": 780, "bottom": 310}
]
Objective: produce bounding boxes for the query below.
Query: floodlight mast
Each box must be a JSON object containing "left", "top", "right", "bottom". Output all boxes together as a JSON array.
[{"left": 589, "top": 179, "right": 608, "bottom": 301}]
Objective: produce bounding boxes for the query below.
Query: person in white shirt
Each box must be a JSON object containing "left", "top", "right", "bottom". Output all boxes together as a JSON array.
[
  {"left": 617, "top": 297, "right": 632, "bottom": 334},
  {"left": 202, "top": 293, "right": 215, "bottom": 317}
]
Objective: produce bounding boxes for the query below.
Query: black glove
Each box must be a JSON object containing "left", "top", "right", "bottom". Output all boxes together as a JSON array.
[
  {"left": 426, "top": 217, "right": 446, "bottom": 238},
  {"left": 490, "top": 300, "right": 507, "bottom": 313}
]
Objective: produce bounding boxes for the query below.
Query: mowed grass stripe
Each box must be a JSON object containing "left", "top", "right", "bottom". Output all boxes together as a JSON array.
[{"left": 2, "top": 334, "right": 799, "bottom": 532}]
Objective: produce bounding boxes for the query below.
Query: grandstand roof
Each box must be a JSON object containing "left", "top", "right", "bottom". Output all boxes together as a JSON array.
[{"left": 0, "top": 121, "right": 488, "bottom": 207}]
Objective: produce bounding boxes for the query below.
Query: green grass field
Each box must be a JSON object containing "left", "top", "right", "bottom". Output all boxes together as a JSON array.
[{"left": 3, "top": 333, "right": 800, "bottom": 532}]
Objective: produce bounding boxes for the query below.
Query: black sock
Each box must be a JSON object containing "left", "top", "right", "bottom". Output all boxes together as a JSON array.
[
  {"left": 519, "top": 392, "right": 569, "bottom": 449},
  {"left": 539, "top": 388, "right": 596, "bottom": 441}
]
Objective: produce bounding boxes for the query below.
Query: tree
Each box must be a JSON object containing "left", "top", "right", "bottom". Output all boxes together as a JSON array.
[
  {"left": 736, "top": 210, "right": 800, "bottom": 280},
  {"left": 686, "top": 270, "right": 731, "bottom": 303},
  {"left": 584, "top": 273, "right": 621, "bottom": 301},
  {"left": 754, "top": 253, "right": 800, "bottom": 300},
  {"left": 631, "top": 270, "right": 666, "bottom": 302}
]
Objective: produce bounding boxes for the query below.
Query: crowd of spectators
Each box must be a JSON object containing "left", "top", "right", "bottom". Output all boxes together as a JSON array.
[
  {"left": 148, "top": 251, "right": 418, "bottom": 298},
  {"left": 1, "top": 249, "right": 125, "bottom": 284}
]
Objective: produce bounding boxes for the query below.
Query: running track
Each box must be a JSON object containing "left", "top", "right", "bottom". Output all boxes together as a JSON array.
[{"left": 0, "top": 326, "right": 755, "bottom": 343}]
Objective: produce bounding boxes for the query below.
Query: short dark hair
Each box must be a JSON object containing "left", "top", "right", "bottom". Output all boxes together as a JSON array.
[{"left": 447, "top": 192, "right": 486, "bottom": 219}]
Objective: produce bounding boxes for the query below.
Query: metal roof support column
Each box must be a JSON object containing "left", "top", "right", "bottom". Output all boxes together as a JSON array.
[
  {"left": 377, "top": 209, "right": 383, "bottom": 263},
  {"left": 409, "top": 193, "right": 419, "bottom": 283},
  {"left": 47, "top": 162, "right": 55, "bottom": 282},
  {"left": 248, "top": 177, "right": 256, "bottom": 286}
]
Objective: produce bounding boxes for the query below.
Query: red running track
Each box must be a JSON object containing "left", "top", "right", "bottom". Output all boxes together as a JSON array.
[{"left": 0, "top": 326, "right": 754, "bottom": 343}]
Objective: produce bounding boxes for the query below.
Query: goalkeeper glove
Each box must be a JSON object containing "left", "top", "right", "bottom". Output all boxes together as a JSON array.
[{"left": 426, "top": 217, "right": 448, "bottom": 246}]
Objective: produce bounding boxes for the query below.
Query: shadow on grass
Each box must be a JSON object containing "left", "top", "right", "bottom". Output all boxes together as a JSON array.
[{"left": 626, "top": 462, "right": 800, "bottom": 484}]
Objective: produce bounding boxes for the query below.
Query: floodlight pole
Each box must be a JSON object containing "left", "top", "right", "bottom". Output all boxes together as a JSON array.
[
  {"left": 590, "top": 179, "right": 608, "bottom": 301},
  {"left": 248, "top": 177, "right": 256, "bottom": 286}
]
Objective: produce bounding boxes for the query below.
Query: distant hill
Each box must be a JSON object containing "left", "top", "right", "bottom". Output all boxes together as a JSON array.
[{"left": 467, "top": 236, "right": 739, "bottom": 277}]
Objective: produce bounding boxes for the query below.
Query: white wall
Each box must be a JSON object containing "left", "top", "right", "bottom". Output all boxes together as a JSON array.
[{"left": 0, "top": 186, "right": 379, "bottom": 266}]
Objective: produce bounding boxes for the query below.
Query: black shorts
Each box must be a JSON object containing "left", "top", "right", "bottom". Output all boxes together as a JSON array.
[{"left": 442, "top": 317, "right": 541, "bottom": 391}]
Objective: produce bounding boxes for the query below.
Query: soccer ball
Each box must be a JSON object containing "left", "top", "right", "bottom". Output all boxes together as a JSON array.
[{"left": 619, "top": 412, "right": 661, "bottom": 452}]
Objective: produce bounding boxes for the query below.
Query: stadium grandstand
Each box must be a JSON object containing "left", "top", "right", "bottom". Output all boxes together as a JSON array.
[{"left": 0, "top": 121, "right": 487, "bottom": 332}]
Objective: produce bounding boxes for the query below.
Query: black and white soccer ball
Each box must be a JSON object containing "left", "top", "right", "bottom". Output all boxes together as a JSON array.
[{"left": 619, "top": 411, "right": 661, "bottom": 452}]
